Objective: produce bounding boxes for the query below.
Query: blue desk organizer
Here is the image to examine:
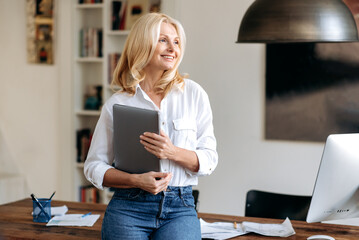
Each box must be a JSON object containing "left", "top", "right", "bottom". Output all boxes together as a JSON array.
[{"left": 32, "top": 198, "right": 51, "bottom": 223}]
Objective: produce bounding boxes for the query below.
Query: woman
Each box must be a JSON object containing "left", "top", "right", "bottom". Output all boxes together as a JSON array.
[{"left": 84, "top": 12, "right": 218, "bottom": 239}]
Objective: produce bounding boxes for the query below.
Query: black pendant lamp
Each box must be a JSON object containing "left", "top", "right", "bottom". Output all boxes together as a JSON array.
[{"left": 237, "top": 0, "right": 359, "bottom": 43}]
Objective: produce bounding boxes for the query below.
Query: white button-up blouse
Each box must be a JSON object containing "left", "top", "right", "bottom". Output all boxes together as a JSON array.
[{"left": 84, "top": 79, "right": 218, "bottom": 189}]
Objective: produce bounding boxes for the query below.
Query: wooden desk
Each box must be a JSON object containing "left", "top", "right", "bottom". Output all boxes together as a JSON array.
[
  {"left": 0, "top": 199, "right": 358, "bottom": 239},
  {"left": 200, "top": 213, "right": 359, "bottom": 240},
  {"left": 0, "top": 198, "right": 104, "bottom": 240}
]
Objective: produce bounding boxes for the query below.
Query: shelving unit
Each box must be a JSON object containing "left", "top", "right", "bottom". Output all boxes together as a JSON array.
[
  {"left": 73, "top": 0, "right": 121, "bottom": 204},
  {"left": 72, "top": 0, "right": 176, "bottom": 204}
]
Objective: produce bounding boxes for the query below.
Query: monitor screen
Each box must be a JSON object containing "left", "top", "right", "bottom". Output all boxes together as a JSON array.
[{"left": 306, "top": 133, "right": 359, "bottom": 223}]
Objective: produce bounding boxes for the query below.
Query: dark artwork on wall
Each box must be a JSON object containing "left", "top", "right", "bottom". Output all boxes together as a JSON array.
[
  {"left": 265, "top": 42, "right": 359, "bottom": 142},
  {"left": 265, "top": 0, "right": 359, "bottom": 142}
]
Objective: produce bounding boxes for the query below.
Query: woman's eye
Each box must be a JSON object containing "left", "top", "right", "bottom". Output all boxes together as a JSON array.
[
  {"left": 174, "top": 40, "right": 179, "bottom": 45},
  {"left": 159, "top": 39, "right": 167, "bottom": 43}
]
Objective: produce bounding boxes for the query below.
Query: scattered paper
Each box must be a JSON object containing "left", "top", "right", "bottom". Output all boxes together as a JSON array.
[
  {"left": 51, "top": 205, "right": 68, "bottom": 216},
  {"left": 242, "top": 218, "right": 296, "bottom": 237},
  {"left": 200, "top": 219, "right": 247, "bottom": 239},
  {"left": 46, "top": 214, "right": 100, "bottom": 227},
  {"left": 200, "top": 217, "right": 295, "bottom": 240}
]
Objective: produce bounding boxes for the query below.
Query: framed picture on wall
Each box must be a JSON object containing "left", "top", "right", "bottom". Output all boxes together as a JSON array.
[
  {"left": 26, "top": 0, "right": 54, "bottom": 64},
  {"left": 265, "top": 42, "right": 359, "bottom": 142},
  {"left": 265, "top": 0, "right": 359, "bottom": 142}
]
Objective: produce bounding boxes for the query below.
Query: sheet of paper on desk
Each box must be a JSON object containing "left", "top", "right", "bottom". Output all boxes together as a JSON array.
[
  {"left": 242, "top": 217, "right": 296, "bottom": 237},
  {"left": 46, "top": 214, "right": 100, "bottom": 227},
  {"left": 200, "top": 218, "right": 247, "bottom": 239},
  {"left": 200, "top": 217, "right": 295, "bottom": 239},
  {"left": 51, "top": 205, "right": 68, "bottom": 216}
]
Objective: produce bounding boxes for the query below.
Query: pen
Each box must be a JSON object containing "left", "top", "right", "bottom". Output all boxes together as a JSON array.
[
  {"left": 81, "top": 212, "right": 92, "bottom": 218},
  {"left": 49, "top": 191, "right": 56, "bottom": 201}
]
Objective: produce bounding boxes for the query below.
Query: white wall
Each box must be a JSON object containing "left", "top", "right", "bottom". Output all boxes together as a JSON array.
[
  {"left": 176, "top": 0, "right": 324, "bottom": 215},
  {"left": 0, "top": 0, "right": 72, "bottom": 201},
  {"left": 0, "top": 0, "right": 58, "bottom": 199},
  {"left": 0, "top": 0, "right": 325, "bottom": 215}
]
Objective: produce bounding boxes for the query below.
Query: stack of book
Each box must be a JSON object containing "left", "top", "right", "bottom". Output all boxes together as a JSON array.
[
  {"left": 79, "top": 186, "right": 99, "bottom": 203},
  {"left": 112, "top": 1, "right": 126, "bottom": 30},
  {"left": 79, "top": 28, "right": 103, "bottom": 58}
]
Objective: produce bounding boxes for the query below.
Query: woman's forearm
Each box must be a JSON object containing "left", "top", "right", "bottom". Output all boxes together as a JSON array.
[
  {"left": 169, "top": 146, "right": 199, "bottom": 173},
  {"left": 103, "top": 168, "right": 138, "bottom": 189}
]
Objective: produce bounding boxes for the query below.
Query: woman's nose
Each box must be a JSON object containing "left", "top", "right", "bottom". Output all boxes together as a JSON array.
[{"left": 167, "top": 42, "right": 174, "bottom": 52}]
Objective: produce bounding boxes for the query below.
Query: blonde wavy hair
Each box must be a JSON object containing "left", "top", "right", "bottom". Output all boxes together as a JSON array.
[{"left": 111, "top": 12, "right": 186, "bottom": 96}]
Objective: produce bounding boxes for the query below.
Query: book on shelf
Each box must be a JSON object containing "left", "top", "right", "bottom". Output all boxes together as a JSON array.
[
  {"left": 79, "top": 28, "right": 103, "bottom": 58},
  {"left": 108, "top": 53, "right": 121, "bottom": 83},
  {"left": 79, "top": 185, "right": 100, "bottom": 203},
  {"left": 112, "top": 0, "right": 126, "bottom": 30},
  {"left": 76, "top": 128, "right": 91, "bottom": 163}
]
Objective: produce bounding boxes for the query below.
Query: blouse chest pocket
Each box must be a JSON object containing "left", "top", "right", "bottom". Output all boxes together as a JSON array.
[{"left": 172, "top": 119, "right": 198, "bottom": 150}]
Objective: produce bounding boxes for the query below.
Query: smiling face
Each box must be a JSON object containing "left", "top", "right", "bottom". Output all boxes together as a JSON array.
[{"left": 145, "top": 22, "right": 181, "bottom": 74}]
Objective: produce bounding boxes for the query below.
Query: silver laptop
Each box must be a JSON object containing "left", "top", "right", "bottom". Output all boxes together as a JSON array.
[{"left": 113, "top": 104, "right": 160, "bottom": 174}]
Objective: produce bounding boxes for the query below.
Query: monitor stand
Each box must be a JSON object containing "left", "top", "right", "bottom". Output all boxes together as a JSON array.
[{"left": 323, "top": 218, "right": 359, "bottom": 226}]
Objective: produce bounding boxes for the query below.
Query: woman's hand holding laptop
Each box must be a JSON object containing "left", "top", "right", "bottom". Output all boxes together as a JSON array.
[{"left": 134, "top": 171, "right": 173, "bottom": 195}]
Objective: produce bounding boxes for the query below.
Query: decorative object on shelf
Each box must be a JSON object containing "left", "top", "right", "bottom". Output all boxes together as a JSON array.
[
  {"left": 111, "top": 0, "right": 162, "bottom": 30},
  {"left": 26, "top": 0, "right": 55, "bottom": 64},
  {"left": 84, "top": 85, "right": 103, "bottom": 110},
  {"left": 236, "top": 0, "right": 359, "bottom": 43}
]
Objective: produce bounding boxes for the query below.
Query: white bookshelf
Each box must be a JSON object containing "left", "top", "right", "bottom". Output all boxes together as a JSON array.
[
  {"left": 73, "top": 1, "right": 116, "bottom": 204},
  {"left": 72, "top": 0, "right": 176, "bottom": 204},
  {"left": 76, "top": 3, "right": 104, "bottom": 9},
  {"left": 76, "top": 57, "right": 104, "bottom": 63},
  {"left": 76, "top": 110, "right": 101, "bottom": 116}
]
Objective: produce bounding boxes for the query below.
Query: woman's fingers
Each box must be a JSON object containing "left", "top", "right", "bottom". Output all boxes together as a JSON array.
[
  {"left": 138, "top": 172, "right": 172, "bottom": 195},
  {"left": 140, "top": 132, "right": 162, "bottom": 146},
  {"left": 140, "top": 132, "right": 176, "bottom": 159}
]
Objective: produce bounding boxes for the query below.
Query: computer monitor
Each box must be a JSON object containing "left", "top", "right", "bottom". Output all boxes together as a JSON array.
[{"left": 306, "top": 133, "right": 359, "bottom": 223}]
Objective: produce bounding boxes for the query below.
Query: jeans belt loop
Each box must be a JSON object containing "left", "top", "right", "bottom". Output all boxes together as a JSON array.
[{"left": 179, "top": 187, "right": 184, "bottom": 197}]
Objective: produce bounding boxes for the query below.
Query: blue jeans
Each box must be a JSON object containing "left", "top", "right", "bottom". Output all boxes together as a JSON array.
[{"left": 102, "top": 186, "right": 200, "bottom": 240}]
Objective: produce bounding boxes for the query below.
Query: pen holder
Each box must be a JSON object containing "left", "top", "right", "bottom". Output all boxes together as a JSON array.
[{"left": 32, "top": 198, "right": 51, "bottom": 223}]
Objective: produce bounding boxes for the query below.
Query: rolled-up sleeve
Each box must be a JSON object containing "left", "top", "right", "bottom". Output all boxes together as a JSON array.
[
  {"left": 84, "top": 104, "right": 114, "bottom": 190},
  {"left": 186, "top": 88, "right": 218, "bottom": 177}
]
